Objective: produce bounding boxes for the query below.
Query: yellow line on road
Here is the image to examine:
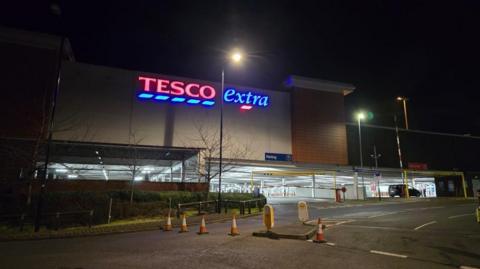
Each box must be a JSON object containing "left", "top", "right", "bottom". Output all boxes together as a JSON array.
[{"left": 413, "top": 221, "right": 437, "bottom": 231}]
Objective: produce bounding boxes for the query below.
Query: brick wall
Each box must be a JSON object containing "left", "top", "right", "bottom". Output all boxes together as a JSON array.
[{"left": 291, "top": 88, "right": 348, "bottom": 164}]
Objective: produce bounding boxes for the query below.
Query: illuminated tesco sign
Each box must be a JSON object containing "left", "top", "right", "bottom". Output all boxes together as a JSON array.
[
  {"left": 223, "top": 88, "right": 270, "bottom": 110},
  {"left": 137, "top": 76, "right": 216, "bottom": 106},
  {"left": 136, "top": 76, "right": 270, "bottom": 110}
]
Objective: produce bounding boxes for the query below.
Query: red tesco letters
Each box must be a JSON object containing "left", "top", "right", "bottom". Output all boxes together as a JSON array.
[{"left": 139, "top": 76, "right": 216, "bottom": 99}]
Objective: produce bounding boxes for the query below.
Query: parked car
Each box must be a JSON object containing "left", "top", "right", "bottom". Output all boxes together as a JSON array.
[{"left": 388, "top": 184, "right": 421, "bottom": 197}]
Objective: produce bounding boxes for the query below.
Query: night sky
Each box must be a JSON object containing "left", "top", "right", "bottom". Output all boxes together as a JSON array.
[{"left": 2, "top": 1, "right": 479, "bottom": 135}]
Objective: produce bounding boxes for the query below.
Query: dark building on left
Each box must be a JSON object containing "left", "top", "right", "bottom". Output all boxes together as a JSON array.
[{"left": 0, "top": 26, "right": 74, "bottom": 180}]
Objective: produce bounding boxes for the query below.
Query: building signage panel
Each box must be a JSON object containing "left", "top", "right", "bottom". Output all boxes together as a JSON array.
[
  {"left": 408, "top": 162, "right": 428, "bottom": 170},
  {"left": 265, "top": 152, "right": 292, "bottom": 162},
  {"left": 136, "top": 76, "right": 270, "bottom": 110},
  {"left": 137, "top": 76, "right": 217, "bottom": 106},
  {"left": 223, "top": 88, "right": 270, "bottom": 110}
]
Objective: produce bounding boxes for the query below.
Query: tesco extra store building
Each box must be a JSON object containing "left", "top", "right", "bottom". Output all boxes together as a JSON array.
[{"left": 50, "top": 61, "right": 355, "bottom": 197}]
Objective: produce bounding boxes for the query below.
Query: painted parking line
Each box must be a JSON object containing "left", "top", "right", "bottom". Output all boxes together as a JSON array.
[
  {"left": 370, "top": 250, "right": 407, "bottom": 258},
  {"left": 414, "top": 221, "right": 437, "bottom": 231},
  {"left": 341, "top": 224, "right": 408, "bottom": 231},
  {"left": 448, "top": 213, "right": 474, "bottom": 219},
  {"left": 403, "top": 206, "right": 444, "bottom": 212},
  {"left": 459, "top": 266, "right": 480, "bottom": 269},
  {"left": 306, "top": 239, "right": 336, "bottom": 246},
  {"left": 367, "top": 212, "right": 398, "bottom": 218},
  {"left": 420, "top": 206, "right": 444, "bottom": 210},
  {"left": 332, "top": 220, "right": 355, "bottom": 226}
]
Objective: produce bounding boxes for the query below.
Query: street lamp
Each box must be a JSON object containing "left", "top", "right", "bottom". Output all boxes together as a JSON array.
[
  {"left": 356, "top": 112, "right": 366, "bottom": 199},
  {"left": 231, "top": 51, "right": 242, "bottom": 63},
  {"left": 34, "top": 6, "right": 65, "bottom": 232},
  {"left": 370, "top": 145, "right": 382, "bottom": 201},
  {"left": 218, "top": 49, "right": 243, "bottom": 212},
  {"left": 396, "top": 96, "right": 409, "bottom": 130}
]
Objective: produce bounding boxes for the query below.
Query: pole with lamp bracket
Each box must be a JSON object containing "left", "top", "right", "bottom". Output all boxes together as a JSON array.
[
  {"left": 217, "top": 50, "right": 243, "bottom": 213},
  {"left": 356, "top": 111, "right": 366, "bottom": 200},
  {"left": 370, "top": 145, "right": 382, "bottom": 201}
]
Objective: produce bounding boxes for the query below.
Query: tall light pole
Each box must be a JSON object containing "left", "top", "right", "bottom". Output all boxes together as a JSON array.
[
  {"left": 356, "top": 112, "right": 366, "bottom": 199},
  {"left": 370, "top": 145, "right": 382, "bottom": 201},
  {"left": 394, "top": 115, "right": 408, "bottom": 198},
  {"left": 34, "top": 4, "right": 64, "bottom": 232},
  {"left": 396, "top": 96, "right": 409, "bottom": 130},
  {"left": 218, "top": 50, "right": 243, "bottom": 212}
]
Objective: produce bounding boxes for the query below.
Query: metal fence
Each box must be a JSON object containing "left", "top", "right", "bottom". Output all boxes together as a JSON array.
[
  {"left": 176, "top": 198, "right": 267, "bottom": 218},
  {"left": 0, "top": 210, "right": 94, "bottom": 231}
]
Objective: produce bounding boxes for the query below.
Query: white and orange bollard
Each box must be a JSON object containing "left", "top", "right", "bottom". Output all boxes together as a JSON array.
[
  {"left": 179, "top": 214, "right": 189, "bottom": 233},
  {"left": 229, "top": 214, "right": 240, "bottom": 236},
  {"left": 163, "top": 213, "right": 172, "bottom": 231},
  {"left": 313, "top": 218, "right": 327, "bottom": 243},
  {"left": 197, "top": 216, "right": 209, "bottom": 235}
]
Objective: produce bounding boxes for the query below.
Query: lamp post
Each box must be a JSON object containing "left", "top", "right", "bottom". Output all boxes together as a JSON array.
[
  {"left": 34, "top": 4, "right": 64, "bottom": 232},
  {"left": 394, "top": 115, "right": 408, "bottom": 199},
  {"left": 370, "top": 145, "right": 382, "bottom": 201},
  {"left": 396, "top": 96, "right": 409, "bottom": 130},
  {"left": 356, "top": 112, "right": 366, "bottom": 199},
  {"left": 217, "top": 50, "right": 242, "bottom": 212}
]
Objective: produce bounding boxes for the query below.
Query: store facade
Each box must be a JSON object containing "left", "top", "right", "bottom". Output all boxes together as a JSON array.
[
  {"left": 2, "top": 27, "right": 473, "bottom": 198},
  {"left": 48, "top": 61, "right": 354, "bottom": 182}
]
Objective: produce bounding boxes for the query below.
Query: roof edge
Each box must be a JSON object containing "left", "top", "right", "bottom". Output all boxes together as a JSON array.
[
  {"left": 285, "top": 75, "right": 355, "bottom": 96},
  {"left": 0, "top": 26, "right": 75, "bottom": 61}
]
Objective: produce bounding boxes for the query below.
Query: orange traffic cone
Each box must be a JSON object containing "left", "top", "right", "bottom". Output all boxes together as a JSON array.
[
  {"left": 229, "top": 214, "right": 240, "bottom": 236},
  {"left": 163, "top": 213, "right": 172, "bottom": 231},
  {"left": 179, "top": 214, "right": 189, "bottom": 233},
  {"left": 197, "top": 216, "right": 209, "bottom": 235},
  {"left": 313, "top": 218, "right": 326, "bottom": 243}
]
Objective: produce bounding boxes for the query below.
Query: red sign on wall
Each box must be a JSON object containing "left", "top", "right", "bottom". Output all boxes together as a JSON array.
[
  {"left": 137, "top": 76, "right": 217, "bottom": 106},
  {"left": 408, "top": 162, "right": 428, "bottom": 170}
]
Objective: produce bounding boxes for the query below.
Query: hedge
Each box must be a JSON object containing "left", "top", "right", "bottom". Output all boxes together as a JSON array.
[{"left": 22, "top": 190, "right": 265, "bottom": 227}]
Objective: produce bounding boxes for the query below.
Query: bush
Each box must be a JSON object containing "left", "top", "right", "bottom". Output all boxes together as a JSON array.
[{"left": 25, "top": 191, "right": 265, "bottom": 228}]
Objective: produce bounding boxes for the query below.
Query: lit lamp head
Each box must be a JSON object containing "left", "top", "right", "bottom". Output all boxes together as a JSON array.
[
  {"left": 356, "top": 112, "right": 366, "bottom": 121},
  {"left": 396, "top": 96, "right": 405, "bottom": 101},
  {"left": 229, "top": 50, "right": 243, "bottom": 64}
]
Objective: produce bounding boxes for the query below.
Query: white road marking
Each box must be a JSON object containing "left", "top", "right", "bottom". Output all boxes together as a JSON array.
[
  {"left": 368, "top": 212, "right": 398, "bottom": 218},
  {"left": 333, "top": 220, "right": 355, "bottom": 225},
  {"left": 448, "top": 213, "right": 474, "bottom": 219},
  {"left": 420, "top": 206, "right": 444, "bottom": 210},
  {"left": 370, "top": 250, "right": 407, "bottom": 258},
  {"left": 460, "top": 266, "right": 480, "bottom": 269},
  {"left": 414, "top": 221, "right": 437, "bottom": 231},
  {"left": 342, "top": 224, "right": 408, "bottom": 231},
  {"left": 306, "top": 239, "right": 335, "bottom": 246}
]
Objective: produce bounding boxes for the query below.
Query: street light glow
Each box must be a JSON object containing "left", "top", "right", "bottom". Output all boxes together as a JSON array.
[
  {"left": 396, "top": 96, "right": 405, "bottom": 101},
  {"left": 230, "top": 51, "right": 243, "bottom": 63},
  {"left": 357, "top": 112, "right": 366, "bottom": 120}
]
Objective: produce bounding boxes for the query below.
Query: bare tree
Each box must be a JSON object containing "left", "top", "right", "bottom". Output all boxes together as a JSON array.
[
  {"left": 190, "top": 123, "right": 251, "bottom": 199},
  {"left": 0, "top": 91, "right": 94, "bottom": 208},
  {"left": 127, "top": 132, "right": 145, "bottom": 205}
]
